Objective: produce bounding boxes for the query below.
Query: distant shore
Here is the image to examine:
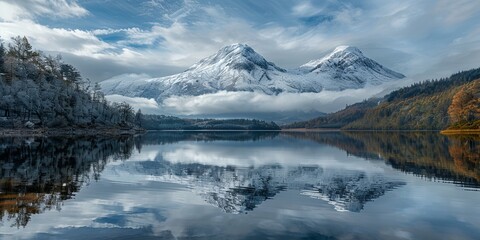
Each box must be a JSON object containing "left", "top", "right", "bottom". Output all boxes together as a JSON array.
[
  {"left": 281, "top": 128, "right": 341, "bottom": 132},
  {"left": 0, "top": 127, "right": 145, "bottom": 137}
]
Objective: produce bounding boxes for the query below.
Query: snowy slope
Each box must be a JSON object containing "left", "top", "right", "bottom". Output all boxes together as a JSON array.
[
  {"left": 299, "top": 46, "right": 406, "bottom": 90},
  {"left": 100, "top": 44, "right": 405, "bottom": 102}
]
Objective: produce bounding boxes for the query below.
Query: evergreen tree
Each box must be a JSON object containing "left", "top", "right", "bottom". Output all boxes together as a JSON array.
[
  {"left": 0, "top": 39, "right": 5, "bottom": 73},
  {"left": 135, "top": 109, "right": 143, "bottom": 127}
]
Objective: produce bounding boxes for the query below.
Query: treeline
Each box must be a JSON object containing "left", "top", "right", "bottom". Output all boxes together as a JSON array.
[
  {"left": 140, "top": 114, "right": 280, "bottom": 130},
  {"left": 0, "top": 36, "right": 137, "bottom": 129},
  {"left": 285, "top": 67, "right": 480, "bottom": 130}
]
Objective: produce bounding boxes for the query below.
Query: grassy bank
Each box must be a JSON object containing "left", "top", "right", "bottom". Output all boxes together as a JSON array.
[{"left": 440, "top": 129, "right": 480, "bottom": 135}]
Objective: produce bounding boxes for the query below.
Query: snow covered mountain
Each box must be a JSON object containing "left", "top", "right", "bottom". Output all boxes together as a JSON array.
[
  {"left": 100, "top": 44, "right": 405, "bottom": 102},
  {"left": 106, "top": 160, "right": 404, "bottom": 213},
  {"left": 299, "top": 46, "right": 406, "bottom": 90}
]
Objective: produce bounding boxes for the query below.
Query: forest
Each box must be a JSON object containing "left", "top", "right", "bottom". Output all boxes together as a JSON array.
[
  {"left": 286, "top": 68, "right": 480, "bottom": 130},
  {"left": 0, "top": 36, "right": 138, "bottom": 129},
  {"left": 140, "top": 114, "right": 280, "bottom": 130}
]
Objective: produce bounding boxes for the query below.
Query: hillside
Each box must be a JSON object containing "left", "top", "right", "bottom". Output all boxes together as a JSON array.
[
  {"left": 0, "top": 36, "right": 138, "bottom": 130},
  {"left": 285, "top": 98, "right": 380, "bottom": 129},
  {"left": 286, "top": 68, "right": 480, "bottom": 130}
]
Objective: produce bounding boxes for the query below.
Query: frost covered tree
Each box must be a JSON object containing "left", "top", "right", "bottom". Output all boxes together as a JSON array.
[
  {"left": 0, "top": 40, "right": 5, "bottom": 74},
  {"left": 135, "top": 109, "right": 143, "bottom": 127},
  {"left": 0, "top": 36, "right": 137, "bottom": 129}
]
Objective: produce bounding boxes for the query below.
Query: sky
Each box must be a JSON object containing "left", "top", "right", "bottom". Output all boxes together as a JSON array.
[
  {"left": 1, "top": 0, "right": 480, "bottom": 117},
  {"left": 1, "top": 0, "right": 480, "bottom": 83}
]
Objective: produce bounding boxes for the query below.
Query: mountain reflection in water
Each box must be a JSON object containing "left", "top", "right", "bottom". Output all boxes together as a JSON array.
[{"left": 0, "top": 131, "right": 479, "bottom": 230}]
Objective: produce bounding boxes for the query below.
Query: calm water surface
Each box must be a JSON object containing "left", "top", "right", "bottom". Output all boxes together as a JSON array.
[{"left": 0, "top": 131, "right": 479, "bottom": 239}]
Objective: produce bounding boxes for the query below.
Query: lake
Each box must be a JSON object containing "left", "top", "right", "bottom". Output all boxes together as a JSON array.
[{"left": 0, "top": 131, "right": 479, "bottom": 239}]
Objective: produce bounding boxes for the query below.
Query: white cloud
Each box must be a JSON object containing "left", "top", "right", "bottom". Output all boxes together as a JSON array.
[
  {"left": 435, "top": 0, "right": 480, "bottom": 26},
  {"left": 0, "top": 1, "right": 29, "bottom": 21},
  {"left": 103, "top": 83, "right": 410, "bottom": 118},
  {"left": 161, "top": 91, "right": 368, "bottom": 115},
  {"left": 102, "top": 77, "right": 419, "bottom": 119},
  {"left": 105, "top": 94, "right": 160, "bottom": 114},
  {"left": 292, "top": 1, "right": 322, "bottom": 17},
  {"left": 0, "top": 19, "right": 111, "bottom": 56},
  {"left": 0, "top": 0, "right": 88, "bottom": 21}
]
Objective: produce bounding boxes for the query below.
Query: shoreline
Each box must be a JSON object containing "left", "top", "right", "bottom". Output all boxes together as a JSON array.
[
  {"left": 0, "top": 127, "right": 145, "bottom": 137},
  {"left": 280, "top": 128, "right": 442, "bottom": 132},
  {"left": 2, "top": 127, "right": 479, "bottom": 137},
  {"left": 280, "top": 128, "right": 341, "bottom": 132}
]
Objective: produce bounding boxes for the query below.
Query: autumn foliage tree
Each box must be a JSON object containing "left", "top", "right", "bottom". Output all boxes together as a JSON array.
[{"left": 448, "top": 80, "right": 480, "bottom": 129}]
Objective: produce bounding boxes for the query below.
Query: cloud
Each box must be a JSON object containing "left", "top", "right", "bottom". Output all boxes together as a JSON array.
[
  {"left": 292, "top": 1, "right": 323, "bottom": 17},
  {"left": 161, "top": 90, "right": 373, "bottom": 115},
  {"left": 103, "top": 79, "right": 418, "bottom": 119},
  {"left": 0, "top": 0, "right": 88, "bottom": 21},
  {"left": 105, "top": 94, "right": 160, "bottom": 114},
  {"left": 1, "top": 0, "right": 479, "bottom": 85},
  {"left": 0, "top": 19, "right": 111, "bottom": 55}
]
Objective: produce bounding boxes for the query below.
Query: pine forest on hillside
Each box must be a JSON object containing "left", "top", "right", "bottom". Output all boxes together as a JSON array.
[{"left": 0, "top": 36, "right": 138, "bottom": 129}]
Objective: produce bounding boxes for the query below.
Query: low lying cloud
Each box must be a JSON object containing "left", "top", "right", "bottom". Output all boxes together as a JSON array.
[
  {"left": 105, "top": 95, "right": 160, "bottom": 114},
  {"left": 104, "top": 79, "right": 418, "bottom": 121},
  {"left": 161, "top": 90, "right": 376, "bottom": 115}
]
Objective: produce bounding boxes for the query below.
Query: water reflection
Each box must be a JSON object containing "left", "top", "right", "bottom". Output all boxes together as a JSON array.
[
  {"left": 0, "top": 136, "right": 134, "bottom": 228},
  {"left": 0, "top": 131, "right": 479, "bottom": 231},
  {"left": 116, "top": 159, "right": 403, "bottom": 214},
  {"left": 283, "top": 131, "right": 480, "bottom": 187}
]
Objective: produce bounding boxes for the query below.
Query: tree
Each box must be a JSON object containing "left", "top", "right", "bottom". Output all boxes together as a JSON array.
[
  {"left": 448, "top": 82, "right": 479, "bottom": 124},
  {"left": 135, "top": 109, "right": 143, "bottom": 127},
  {"left": 8, "top": 36, "right": 37, "bottom": 61},
  {"left": 60, "top": 64, "right": 81, "bottom": 88},
  {"left": 7, "top": 36, "right": 40, "bottom": 80},
  {"left": 0, "top": 39, "right": 5, "bottom": 73},
  {"left": 117, "top": 102, "right": 134, "bottom": 124},
  {"left": 92, "top": 82, "right": 102, "bottom": 101}
]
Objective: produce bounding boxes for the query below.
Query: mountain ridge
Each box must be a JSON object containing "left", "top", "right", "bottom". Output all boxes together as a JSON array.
[{"left": 100, "top": 44, "right": 405, "bottom": 102}]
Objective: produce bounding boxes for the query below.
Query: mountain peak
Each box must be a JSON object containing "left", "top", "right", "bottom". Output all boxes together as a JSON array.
[
  {"left": 188, "top": 43, "right": 285, "bottom": 72},
  {"left": 221, "top": 43, "right": 253, "bottom": 52},
  {"left": 217, "top": 43, "right": 264, "bottom": 63},
  {"left": 300, "top": 45, "right": 364, "bottom": 70},
  {"left": 332, "top": 45, "right": 363, "bottom": 55}
]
